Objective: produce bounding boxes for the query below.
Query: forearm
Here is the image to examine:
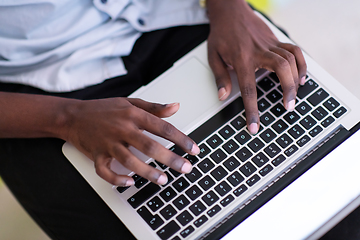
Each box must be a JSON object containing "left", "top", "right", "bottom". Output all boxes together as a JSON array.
[{"left": 0, "top": 92, "right": 77, "bottom": 140}]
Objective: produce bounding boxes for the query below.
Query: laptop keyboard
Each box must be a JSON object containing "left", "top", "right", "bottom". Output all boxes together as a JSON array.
[{"left": 118, "top": 72, "right": 347, "bottom": 240}]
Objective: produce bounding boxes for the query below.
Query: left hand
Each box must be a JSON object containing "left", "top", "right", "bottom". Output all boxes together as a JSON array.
[{"left": 206, "top": 0, "right": 307, "bottom": 134}]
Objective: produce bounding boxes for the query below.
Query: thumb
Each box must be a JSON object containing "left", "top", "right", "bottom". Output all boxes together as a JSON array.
[{"left": 127, "top": 98, "right": 180, "bottom": 118}]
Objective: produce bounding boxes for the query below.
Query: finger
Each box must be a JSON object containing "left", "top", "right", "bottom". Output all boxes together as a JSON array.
[
  {"left": 278, "top": 43, "right": 307, "bottom": 85},
  {"left": 94, "top": 155, "right": 135, "bottom": 186},
  {"left": 234, "top": 63, "right": 259, "bottom": 135},
  {"left": 271, "top": 47, "right": 300, "bottom": 89},
  {"left": 125, "top": 130, "right": 193, "bottom": 174},
  {"left": 262, "top": 51, "right": 296, "bottom": 111},
  {"left": 127, "top": 98, "right": 180, "bottom": 118},
  {"left": 111, "top": 144, "right": 169, "bottom": 185},
  {"left": 131, "top": 108, "right": 200, "bottom": 155},
  {"left": 208, "top": 49, "right": 232, "bottom": 101}
]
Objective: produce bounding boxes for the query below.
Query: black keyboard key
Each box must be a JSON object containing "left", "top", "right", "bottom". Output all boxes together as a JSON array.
[
  {"left": 199, "top": 175, "right": 215, "bottom": 191},
  {"left": 271, "top": 103, "right": 287, "bottom": 117},
  {"left": 189, "top": 200, "right": 207, "bottom": 216},
  {"left": 235, "top": 147, "right": 253, "bottom": 162},
  {"left": 297, "top": 135, "right": 311, "bottom": 147},
  {"left": 272, "top": 119, "right": 289, "bottom": 134},
  {"left": 307, "top": 88, "right": 329, "bottom": 106},
  {"left": 198, "top": 158, "right": 215, "bottom": 173},
  {"left": 160, "top": 187, "right": 177, "bottom": 202},
  {"left": 172, "top": 177, "right": 190, "bottom": 193},
  {"left": 259, "top": 164, "right": 273, "bottom": 177},
  {"left": 135, "top": 177, "right": 149, "bottom": 189},
  {"left": 247, "top": 137, "right": 265, "bottom": 153},
  {"left": 266, "top": 89, "right": 283, "bottom": 103},
  {"left": 184, "top": 154, "right": 199, "bottom": 165},
  {"left": 210, "top": 149, "right": 227, "bottom": 164},
  {"left": 220, "top": 194, "right": 235, "bottom": 207},
  {"left": 149, "top": 162, "right": 156, "bottom": 168},
  {"left": 260, "top": 112, "right": 275, "bottom": 126},
  {"left": 185, "top": 185, "right": 203, "bottom": 200},
  {"left": 160, "top": 205, "right": 177, "bottom": 220},
  {"left": 211, "top": 166, "right": 228, "bottom": 181},
  {"left": 323, "top": 97, "right": 340, "bottom": 111},
  {"left": 215, "top": 181, "right": 232, "bottom": 197},
  {"left": 231, "top": 116, "right": 247, "bottom": 130},
  {"left": 173, "top": 195, "right": 190, "bottom": 211},
  {"left": 312, "top": 106, "right": 328, "bottom": 120},
  {"left": 297, "top": 79, "right": 318, "bottom": 99},
  {"left": 300, "top": 115, "right": 317, "bottom": 130},
  {"left": 176, "top": 210, "right": 194, "bottom": 226},
  {"left": 222, "top": 139, "right": 240, "bottom": 154},
  {"left": 309, "top": 125, "right": 323, "bottom": 137},
  {"left": 132, "top": 174, "right": 142, "bottom": 183},
  {"left": 272, "top": 154, "right": 286, "bottom": 167},
  {"left": 137, "top": 206, "right": 164, "bottom": 230},
  {"left": 284, "top": 111, "right": 300, "bottom": 125},
  {"left": 284, "top": 144, "right": 298, "bottom": 157},
  {"left": 260, "top": 128, "right": 277, "bottom": 143},
  {"left": 157, "top": 220, "right": 180, "bottom": 240},
  {"left": 116, "top": 186, "right": 129, "bottom": 193},
  {"left": 269, "top": 72, "right": 280, "bottom": 83},
  {"left": 239, "top": 162, "right": 257, "bottom": 177},
  {"left": 155, "top": 160, "right": 168, "bottom": 170},
  {"left": 257, "top": 87, "right": 264, "bottom": 98},
  {"left": 288, "top": 124, "right": 305, "bottom": 139},
  {"left": 321, "top": 116, "right": 335, "bottom": 128},
  {"left": 334, "top": 106, "right": 347, "bottom": 118},
  {"left": 207, "top": 205, "right": 221, "bottom": 218},
  {"left": 169, "top": 168, "right": 181, "bottom": 178},
  {"left": 180, "top": 226, "right": 195, "bottom": 238},
  {"left": 163, "top": 171, "right": 174, "bottom": 187},
  {"left": 202, "top": 190, "right": 220, "bottom": 206},
  {"left": 194, "top": 215, "right": 208, "bottom": 228},
  {"left": 235, "top": 130, "right": 252, "bottom": 145},
  {"left": 258, "top": 98, "right": 271, "bottom": 112},
  {"left": 296, "top": 101, "right": 312, "bottom": 115},
  {"left": 185, "top": 167, "right": 202, "bottom": 183},
  {"left": 206, "top": 134, "right": 223, "bottom": 149},
  {"left": 169, "top": 145, "right": 186, "bottom": 157},
  {"left": 264, "top": 143, "right": 281, "bottom": 158},
  {"left": 246, "top": 174, "right": 261, "bottom": 187},
  {"left": 251, "top": 152, "right": 269, "bottom": 168},
  {"left": 227, "top": 171, "right": 244, "bottom": 187},
  {"left": 276, "top": 133, "right": 293, "bottom": 149},
  {"left": 224, "top": 156, "right": 240, "bottom": 171},
  {"left": 258, "top": 77, "right": 275, "bottom": 91},
  {"left": 233, "top": 184, "right": 248, "bottom": 197},
  {"left": 147, "top": 196, "right": 164, "bottom": 212},
  {"left": 198, "top": 143, "right": 211, "bottom": 158},
  {"left": 128, "top": 183, "right": 161, "bottom": 208},
  {"left": 219, "top": 125, "right": 235, "bottom": 140}
]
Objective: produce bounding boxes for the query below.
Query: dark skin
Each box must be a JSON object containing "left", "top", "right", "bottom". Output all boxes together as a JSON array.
[{"left": 0, "top": 0, "right": 306, "bottom": 187}]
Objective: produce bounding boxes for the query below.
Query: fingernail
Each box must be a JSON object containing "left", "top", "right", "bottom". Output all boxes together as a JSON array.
[
  {"left": 125, "top": 179, "right": 135, "bottom": 186},
  {"left": 218, "top": 87, "right": 227, "bottom": 100},
  {"left": 181, "top": 162, "right": 192, "bottom": 174},
  {"left": 248, "top": 123, "right": 258, "bottom": 135},
  {"left": 157, "top": 174, "right": 168, "bottom": 185},
  {"left": 300, "top": 76, "right": 306, "bottom": 85},
  {"left": 287, "top": 99, "right": 295, "bottom": 111},
  {"left": 191, "top": 143, "right": 200, "bottom": 155}
]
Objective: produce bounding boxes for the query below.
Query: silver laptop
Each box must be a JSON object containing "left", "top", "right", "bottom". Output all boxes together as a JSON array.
[{"left": 62, "top": 12, "right": 360, "bottom": 240}]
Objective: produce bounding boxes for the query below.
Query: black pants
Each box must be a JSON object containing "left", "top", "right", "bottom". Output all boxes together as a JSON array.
[{"left": 0, "top": 24, "right": 359, "bottom": 240}]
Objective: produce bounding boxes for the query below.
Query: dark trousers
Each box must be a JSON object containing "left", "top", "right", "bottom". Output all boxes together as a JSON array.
[{"left": 0, "top": 23, "right": 359, "bottom": 239}]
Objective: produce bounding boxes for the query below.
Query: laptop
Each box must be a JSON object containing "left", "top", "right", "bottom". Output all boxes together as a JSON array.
[{"left": 62, "top": 11, "right": 360, "bottom": 240}]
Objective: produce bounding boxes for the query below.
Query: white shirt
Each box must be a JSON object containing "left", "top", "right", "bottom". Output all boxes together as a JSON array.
[{"left": 0, "top": 0, "right": 208, "bottom": 92}]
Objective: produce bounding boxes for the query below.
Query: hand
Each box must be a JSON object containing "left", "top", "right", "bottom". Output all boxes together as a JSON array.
[
  {"left": 65, "top": 98, "right": 200, "bottom": 187},
  {"left": 206, "top": 0, "right": 307, "bottom": 134}
]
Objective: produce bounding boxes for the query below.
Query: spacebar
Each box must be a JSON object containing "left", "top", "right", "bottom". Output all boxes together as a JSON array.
[
  {"left": 128, "top": 183, "right": 161, "bottom": 208},
  {"left": 188, "top": 96, "right": 244, "bottom": 144}
]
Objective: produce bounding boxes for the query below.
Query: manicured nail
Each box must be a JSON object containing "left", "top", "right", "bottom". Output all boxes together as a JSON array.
[
  {"left": 248, "top": 123, "right": 258, "bottom": 135},
  {"left": 287, "top": 99, "right": 295, "bottom": 111},
  {"left": 218, "top": 87, "right": 227, "bottom": 100},
  {"left": 191, "top": 144, "right": 200, "bottom": 155},
  {"left": 300, "top": 76, "right": 306, "bottom": 86},
  {"left": 125, "top": 179, "right": 135, "bottom": 186},
  {"left": 157, "top": 174, "right": 168, "bottom": 185},
  {"left": 181, "top": 162, "right": 192, "bottom": 174}
]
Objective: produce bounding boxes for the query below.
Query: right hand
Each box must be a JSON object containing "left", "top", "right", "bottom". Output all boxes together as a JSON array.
[{"left": 64, "top": 97, "right": 200, "bottom": 187}]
